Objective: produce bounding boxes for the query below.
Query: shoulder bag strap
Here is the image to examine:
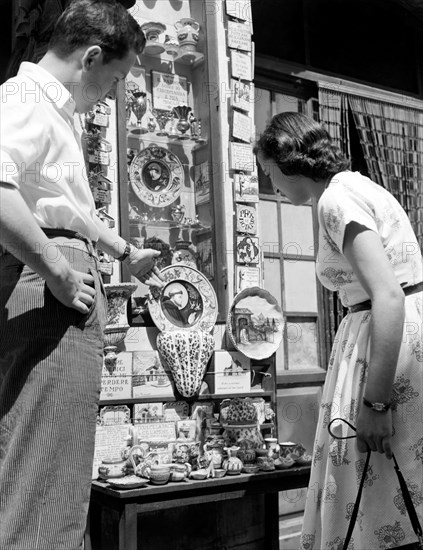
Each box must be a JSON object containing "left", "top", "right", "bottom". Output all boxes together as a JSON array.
[{"left": 343, "top": 451, "right": 423, "bottom": 550}]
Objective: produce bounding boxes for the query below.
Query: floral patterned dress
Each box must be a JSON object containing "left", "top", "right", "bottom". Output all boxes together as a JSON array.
[{"left": 300, "top": 171, "right": 423, "bottom": 550}]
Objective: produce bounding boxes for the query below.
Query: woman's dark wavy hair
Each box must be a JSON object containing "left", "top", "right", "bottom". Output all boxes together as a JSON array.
[
  {"left": 254, "top": 112, "right": 350, "bottom": 181},
  {"left": 48, "top": 0, "right": 145, "bottom": 63}
]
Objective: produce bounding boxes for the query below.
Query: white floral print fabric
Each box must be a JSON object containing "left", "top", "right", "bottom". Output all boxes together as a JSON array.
[{"left": 300, "top": 172, "right": 423, "bottom": 550}]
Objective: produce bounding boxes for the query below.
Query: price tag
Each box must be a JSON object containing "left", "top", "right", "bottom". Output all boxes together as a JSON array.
[
  {"left": 93, "top": 188, "right": 112, "bottom": 204},
  {"left": 88, "top": 150, "right": 110, "bottom": 166}
]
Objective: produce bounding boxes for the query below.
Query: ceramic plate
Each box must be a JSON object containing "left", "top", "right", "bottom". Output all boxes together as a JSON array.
[
  {"left": 107, "top": 475, "right": 148, "bottom": 490},
  {"left": 226, "top": 287, "right": 284, "bottom": 360},
  {"left": 129, "top": 146, "right": 183, "bottom": 207},
  {"left": 148, "top": 265, "right": 218, "bottom": 332}
]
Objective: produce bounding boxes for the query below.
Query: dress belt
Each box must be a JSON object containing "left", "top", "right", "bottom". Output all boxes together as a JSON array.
[
  {"left": 41, "top": 228, "right": 98, "bottom": 257},
  {"left": 348, "top": 281, "right": 423, "bottom": 313}
]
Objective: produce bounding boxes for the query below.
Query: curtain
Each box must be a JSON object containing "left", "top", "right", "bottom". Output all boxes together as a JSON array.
[{"left": 348, "top": 96, "right": 423, "bottom": 249}]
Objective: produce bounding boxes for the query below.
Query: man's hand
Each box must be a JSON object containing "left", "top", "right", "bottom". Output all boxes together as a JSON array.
[
  {"left": 356, "top": 406, "right": 393, "bottom": 459},
  {"left": 125, "top": 247, "right": 164, "bottom": 287},
  {"left": 45, "top": 267, "right": 96, "bottom": 314}
]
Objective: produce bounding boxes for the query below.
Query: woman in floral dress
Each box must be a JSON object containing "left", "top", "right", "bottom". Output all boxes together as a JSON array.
[{"left": 255, "top": 112, "right": 423, "bottom": 550}]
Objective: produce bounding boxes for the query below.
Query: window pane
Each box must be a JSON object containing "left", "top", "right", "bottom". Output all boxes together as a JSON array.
[
  {"left": 286, "top": 319, "right": 319, "bottom": 369},
  {"left": 283, "top": 260, "right": 318, "bottom": 312},
  {"left": 258, "top": 201, "right": 279, "bottom": 250},
  {"left": 280, "top": 203, "right": 314, "bottom": 256},
  {"left": 255, "top": 88, "right": 272, "bottom": 137},
  {"left": 275, "top": 93, "right": 301, "bottom": 113},
  {"left": 263, "top": 257, "right": 285, "bottom": 371}
]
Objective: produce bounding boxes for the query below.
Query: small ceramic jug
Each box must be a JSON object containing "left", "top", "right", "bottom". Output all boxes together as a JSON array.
[
  {"left": 169, "top": 462, "right": 191, "bottom": 482},
  {"left": 222, "top": 446, "right": 243, "bottom": 475},
  {"left": 264, "top": 438, "right": 280, "bottom": 460}
]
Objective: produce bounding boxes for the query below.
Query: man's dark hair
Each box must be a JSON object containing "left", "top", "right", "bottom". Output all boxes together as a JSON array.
[{"left": 48, "top": 0, "right": 145, "bottom": 63}]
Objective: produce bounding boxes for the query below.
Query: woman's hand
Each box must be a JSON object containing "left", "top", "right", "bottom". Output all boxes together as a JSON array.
[
  {"left": 356, "top": 406, "right": 393, "bottom": 459},
  {"left": 124, "top": 247, "right": 164, "bottom": 287},
  {"left": 45, "top": 267, "right": 96, "bottom": 313}
]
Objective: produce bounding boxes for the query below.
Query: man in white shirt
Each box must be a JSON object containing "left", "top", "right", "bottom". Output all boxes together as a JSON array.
[{"left": 0, "top": 1, "right": 162, "bottom": 548}]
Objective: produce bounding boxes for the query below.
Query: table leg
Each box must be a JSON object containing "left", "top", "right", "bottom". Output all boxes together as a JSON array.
[
  {"left": 264, "top": 492, "right": 280, "bottom": 550},
  {"left": 119, "top": 503, "right": 138, "bottom": 550}
]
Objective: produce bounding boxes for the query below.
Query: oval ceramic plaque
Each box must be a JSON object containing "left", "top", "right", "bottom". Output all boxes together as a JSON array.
[
  {"left": 148, "top": 265, "right": 218, "bottom": 332},
  {"left": 226, "top": 287, "right": 284, "bottom": 360},
  {"left": 129, "top": 146, "right": 183, "bottom": 207}
]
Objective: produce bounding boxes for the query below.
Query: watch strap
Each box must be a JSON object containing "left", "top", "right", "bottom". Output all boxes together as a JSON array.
[
  {"left": 362, "top": 397, "right": 392, "bottom": 412},
  {"left": 116, "top": 242, "right": 132, "bottom": 262}
]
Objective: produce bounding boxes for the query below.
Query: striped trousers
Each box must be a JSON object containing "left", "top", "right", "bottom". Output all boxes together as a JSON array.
[{"left": 0, "top": 239, "right": 106, "bottom": 550}]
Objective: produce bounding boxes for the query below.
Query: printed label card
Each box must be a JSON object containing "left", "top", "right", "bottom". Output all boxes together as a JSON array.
[
  {"left": 230, "top": 50, "right": 253, "bottom": 81},
  {"left": 227, "top": 21, "right": 252, "bottom": 52},
  {"left": 134, "top": 421, "right": 177, "bottom": 442},
  {"left": 230, "top": 142, "right": 254, "bottom": 171},
  {"left": 151, "top": 70, "right": 189, "bottom": 111},
  {"left": 234, "top": 172, "right": 259, "bottom": 203},
  {"left": 232, "top": 109, "right": 252, "bottom": 143},
  {"left": 92, "top": 424, "right": 131, "bottom": 479}
]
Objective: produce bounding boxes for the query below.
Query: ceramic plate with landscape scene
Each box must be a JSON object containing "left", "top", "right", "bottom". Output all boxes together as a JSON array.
[
  {"left": 148, "top": 265, "right": 218, "bottom": 332},
  {"left": 226, "top": 287, "right": 284, "bottom": 360}
]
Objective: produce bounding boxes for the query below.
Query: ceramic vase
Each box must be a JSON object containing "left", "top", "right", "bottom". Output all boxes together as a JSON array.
[
  {"left": 175, "top": 18, "right": 200, "bottom": 53},
  {"left": 156, "top": 329, "right": 215, "bottom": 398},
  {"left": 152, "top": 109, "right": 171, "bottom": 136},
  {"left": 172, "top": 105, "right": 192, "bottom": 139},
  {"left": 140, "top": 21, "right": 166, "bottom": 56},
  {"left": 104, "top": 283, "right": 137, "bottom": 374},
  {"left": 222, "top": 446, "right": 243, "bottom": 475}
]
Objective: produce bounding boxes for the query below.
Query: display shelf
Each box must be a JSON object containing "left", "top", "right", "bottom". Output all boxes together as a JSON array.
[
  {"left": 99, "top": 391, "right": 274, "bottom": 407},
  {"left": 139, "top": 51, "right": 205, "bottom": 69}
]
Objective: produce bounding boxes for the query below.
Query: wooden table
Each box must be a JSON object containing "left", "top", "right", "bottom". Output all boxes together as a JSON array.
[{"left": 87, "top": 466, "right": 311, "bottom": 550}]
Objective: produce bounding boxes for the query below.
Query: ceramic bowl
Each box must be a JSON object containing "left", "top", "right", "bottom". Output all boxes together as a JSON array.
[
  {"left": 242, "top": 464, "right": 260, "bottom": 474},
  {"left": 274, "top": 457, "right": 295, "bottom": 469},
  {"left": 190, "top": 469, "right": 208, "bottom": 480},
  {"left": 214, "top": 468, "right": 226, "bottom": 478},
  {"left": 98, "top": 458, "right": 126, "bottom": 480},
  {"left": 149, "top": 464, "right": 171, "bottom": 485},
  {"left": 295, "top": 453, "right": 312, "bottom": 466}
]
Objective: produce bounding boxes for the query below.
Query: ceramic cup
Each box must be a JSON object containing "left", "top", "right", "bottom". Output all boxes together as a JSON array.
[
  {"left": 278, "top": 441, "right": 298, "bottom": 459},
  {"left": 264, "top": 437, "right": 280, "bottom": 459},
  {"left": 150, "top": 464, "right": 171, "bottom": 485}
]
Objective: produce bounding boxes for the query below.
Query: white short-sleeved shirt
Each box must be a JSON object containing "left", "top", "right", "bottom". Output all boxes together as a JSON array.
[
  {"left": 0, "top": 62, "right": 99, "bottom": 241},
  {"left": 316, "top": 171, "right": 423, "bottom": 307}
]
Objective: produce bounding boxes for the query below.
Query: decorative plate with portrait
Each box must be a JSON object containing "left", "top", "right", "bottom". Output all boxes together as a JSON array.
[
  {"left": 148, "top": 265, "right": 218, "bottom": 332},
  {"left": 129, "top": 146, "right": 183, "bottom": 207},
  {"left": 226, "top": 287, "right": 284, "bottom": 360}
]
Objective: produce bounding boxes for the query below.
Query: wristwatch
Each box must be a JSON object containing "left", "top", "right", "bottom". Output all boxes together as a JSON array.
[
  {"left": 116, "top": 242, "right": 132, "bottom": 262},
  {"left": 362, "top": 397, "right": 392, "bottom": 412}
]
